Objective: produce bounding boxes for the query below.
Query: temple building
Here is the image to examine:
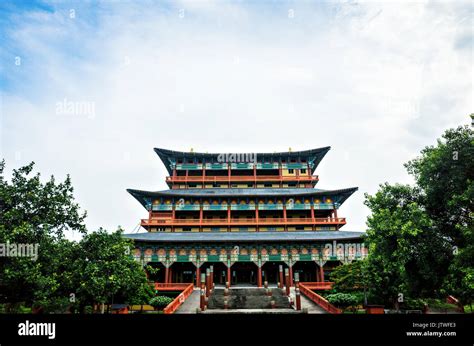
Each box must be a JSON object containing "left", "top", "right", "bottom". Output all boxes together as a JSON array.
[{"left": 124, "top": 147, "right": 367, "bottom": 287}]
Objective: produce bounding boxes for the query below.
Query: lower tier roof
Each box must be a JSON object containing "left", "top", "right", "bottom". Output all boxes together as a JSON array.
[
  {"left": 123, "top": 231, "right": 365, "bottom": 243},
  {"left": 127, "top": 187, "right": 358, "bottom": 210}
]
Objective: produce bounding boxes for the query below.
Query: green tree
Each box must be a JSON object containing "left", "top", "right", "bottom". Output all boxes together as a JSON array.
[
  {"left": 72, "top": 229, "right": 151, "bottom": 313},
  {"left": 0, "top": 161, "right": 152, "bottom": 313},
  {"left": 0, "top": 161, "right": 86, "bottom": 311},
  {"left": 364, "top": 123, "right": 474, "bottom": 308},
  {"left": 331, "top": 260, "right": 367, "bottom": 293},
  {"left": 364, "top": 184, "right": 451, "bottom": 307},
  {"left": 405, "top": 125, "right": 474, "bottom": 306}
]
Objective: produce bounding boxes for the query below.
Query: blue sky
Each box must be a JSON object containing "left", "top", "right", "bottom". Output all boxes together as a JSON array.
[{"left": 1, "top": 0, "right": 472, "bottom": 237}]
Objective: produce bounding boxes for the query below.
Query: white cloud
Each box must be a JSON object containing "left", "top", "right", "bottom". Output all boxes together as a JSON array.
[{"left": 1, "top": 0, "right": 472, "bottom": 235}]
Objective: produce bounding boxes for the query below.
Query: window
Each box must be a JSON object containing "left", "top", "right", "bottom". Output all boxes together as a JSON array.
[
  {"left": 189, "top": 184, "right": 196, "bottom": 188},
  {"left": 247, "top": 183, "right": 253, "bottom": 187},
  {"left": 183, "top": 227, "right": 191, "bottom": 232},
  {"left": 300, "top": 169, "right": 306, "bottom": 174},
  {"left": 288, "top": 169, "right": 294, "bottom": 174},
  {"left": 264, "top": 183, "right": 272, "bottom": 187}
]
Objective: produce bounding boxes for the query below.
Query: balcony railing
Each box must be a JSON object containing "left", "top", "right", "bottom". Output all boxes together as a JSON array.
[
  {"left": 173, "top": 162, "right": 313, "bottom": 170},
  {"left": 151, "top": 203, "right": 335, "bottom": 211},
  {"left": 141, "top": 217, "right": 346, "bottom": 227},
  {"left": 166, "top": 175, "right": 318, "bottom": 183}
]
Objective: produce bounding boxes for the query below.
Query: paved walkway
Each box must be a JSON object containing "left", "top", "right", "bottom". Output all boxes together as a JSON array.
[
  {"left": 175, "top": 289, "right": 201, "bottom": 314},
  {"left": 290, "top": 287, "right": 327, "bottom": 314},
  {"left": 175, "top": 287, "right": 327, "bottom": 314}
]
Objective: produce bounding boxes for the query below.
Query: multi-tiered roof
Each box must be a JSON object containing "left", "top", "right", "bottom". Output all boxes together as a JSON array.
[{"left": 127, "top": 147, "right": 358, "bottom": 236}]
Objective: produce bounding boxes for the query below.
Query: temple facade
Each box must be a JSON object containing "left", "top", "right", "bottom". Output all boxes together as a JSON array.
[{"left": 124, "top": 147, "right": 367, "bottom": 287}]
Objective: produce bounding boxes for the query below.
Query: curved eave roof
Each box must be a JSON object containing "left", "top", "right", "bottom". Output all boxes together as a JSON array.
[
  {"left": 154, "top": 147, "right": 331, "bottom": 175},
  {"left": 127, "top": 187, "right": 358, "bottom": 210},
  {"left": 123, "top": 231, "right": 365, "bottom": 243}
]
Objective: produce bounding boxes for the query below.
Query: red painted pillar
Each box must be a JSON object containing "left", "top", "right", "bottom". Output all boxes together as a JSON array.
[
  {"left": 255, "top": 205, "right": 259, "bottom": 232},
  {"left": 165, "top": 266, "right": 169, "bottom": 284},
  {"left": 169, "top": 267, "right": 173, "bottom": 283},
  {"left": 210, "top": 265, "right": 214, "bottom": 290},
  {"left": 227, "top": 265, "right": 231, "bottom": 287},
  {"left": 284, "top": 268, "right": 290, "bottom": 296},
  {"left": 199, "top": 207, "right": 203, "bottom": 226},
  {"left": 196, "top": 266, "right": 201, "bottom": 287},
  {"left": 200, "top": 273, "right": 206, "bottom": 311},
  {"left": 279, "top": 265, "right": 284, "bottom": 289},
  {"left": 319, "top": 264, "right": 325, "bottom": 283},
  {"left": 257, "top": 266, "right": 262, "bottom": 287},
  {"left": 289, "top": 265, "right": 294, "bottom": 287},
  {"left": 205, "top": 268, "right": 211, "bottom": 297},
  {"left": 295, "top": 275, "right": 301, "bottom": 311}
]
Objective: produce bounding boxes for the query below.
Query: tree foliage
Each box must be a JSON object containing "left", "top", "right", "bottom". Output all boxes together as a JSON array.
[
  {"left": 0, "top": 161, "right": 151, "bottom": 312},
  {"left": 364, "top": 124, "right": 474, "bottom": 307}
]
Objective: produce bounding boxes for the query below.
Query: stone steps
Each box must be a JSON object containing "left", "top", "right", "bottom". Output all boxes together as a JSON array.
[{"left": 208, "top": 288, "right": 291, "bottom": 309}]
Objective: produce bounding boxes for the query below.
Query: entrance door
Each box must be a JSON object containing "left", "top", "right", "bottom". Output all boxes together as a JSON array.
[{"left": 231, "top": 262, "right": 257, "bottom": 285}]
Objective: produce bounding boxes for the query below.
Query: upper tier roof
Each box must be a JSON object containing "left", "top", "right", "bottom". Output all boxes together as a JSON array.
[
  {"left": 154, "top": 147, "right": 331, "bottom": 175},
  {"left": 127, "top": 187, "right": 358, "bottom": 210}
]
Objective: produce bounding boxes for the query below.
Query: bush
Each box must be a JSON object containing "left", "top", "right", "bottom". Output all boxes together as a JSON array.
[
  {"left": 403, "top": 298, "right": 427, "bottom": 310},
  {"left": 425, "top": 299, "right": 458, "bottom": 310},
  {"left": 149, "top": 296, "right": 173, "bottom": 309},
  {"left": 33, "top": 297, "right": 71, "bottom": 314},
  {"left": 326, "top": 293, "right": 360, "bottom": 310}
]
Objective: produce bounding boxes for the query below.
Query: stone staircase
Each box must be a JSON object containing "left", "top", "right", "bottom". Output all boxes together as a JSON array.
[{"left": 208, "top": 288, "right": 291, "bottom": 310}]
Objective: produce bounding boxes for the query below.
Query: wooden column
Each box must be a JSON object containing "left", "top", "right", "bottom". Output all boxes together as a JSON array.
[
  {"left": 333, "top": 205, "right": 339, "bottom": 230},
  {"left": 200, "top": 273, "right": 206, "bottom": 311},
  {"left": 257, "top": 265, "right": 262, "bottom": 288},
  {"left": 227, "top": 264, "right": 231, "bottom": 287},
  {"left": 319, "top": 264, "right": 325, "bottom": 283},
  {"left": 289, "top": 264, "right": 294, "bottom": 287},
  {"left": 169, "top": 267, "right": 173, "bottom": 283},
  {"left": 255, "top": 204, "right": 259, "bottom": 232},
  {"left": 209, "top": 265, "right": 214, "bottom": 290},
  {"left": 196, "top": 266, "right": 201, "bottom": 287},
  {"left": 279, "top": 265, "right": 284, "bottom": 289},
  {"left": 295, "top": 273, "right": 301, "bottom": 311},
  {"left": 165, "top": 266, "right": 169, "bottom": 284},
  {"left": 205, "top": 268, "right": 211, "bottom": 297},
  {"left": 202, "top": 166, "right": 206, "bottom": 187},
  {"left": 199, "top": 206, "right": 203, "bottom": 228},
  {"left": 253, "top": 165, "right": 257, "bottom": 186}
]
